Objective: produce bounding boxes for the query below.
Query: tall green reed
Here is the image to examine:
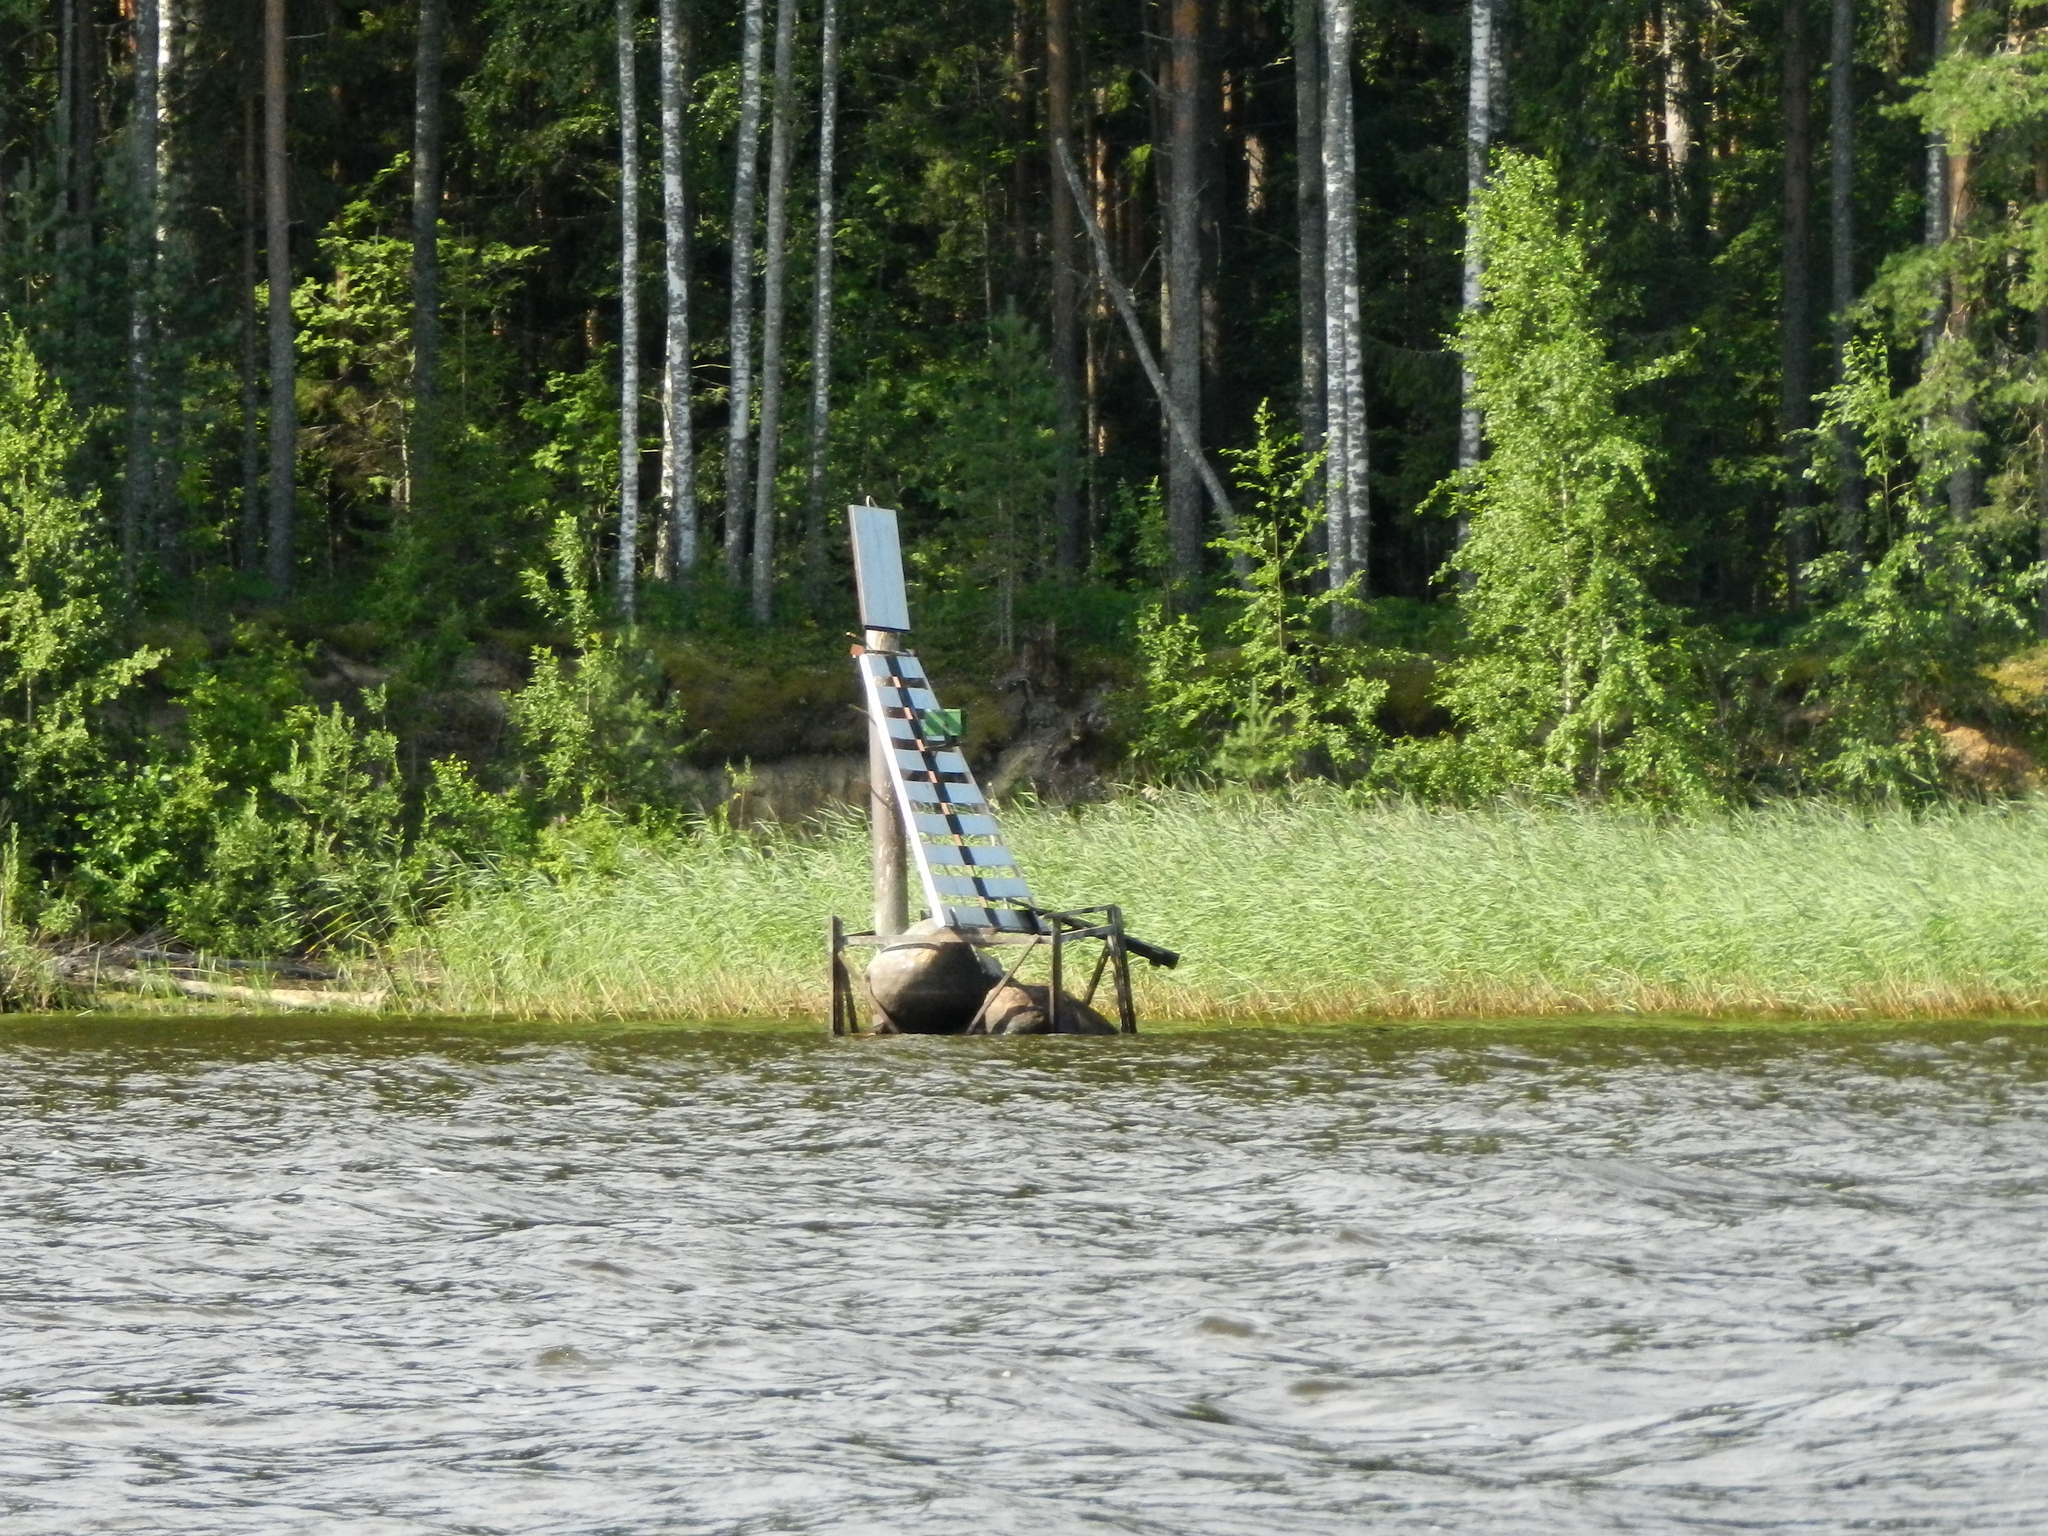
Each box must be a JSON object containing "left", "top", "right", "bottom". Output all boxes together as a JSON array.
[{"left": 418, "top": 792, "right": 2048, "bottom": 1020}]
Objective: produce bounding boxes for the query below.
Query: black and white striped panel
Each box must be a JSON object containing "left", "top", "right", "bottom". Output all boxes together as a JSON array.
[{"left": 858, "top": 648, "right": 1037, "bottom": 933}]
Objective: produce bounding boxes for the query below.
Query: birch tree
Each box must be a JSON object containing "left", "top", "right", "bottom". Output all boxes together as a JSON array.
[
  {"left": 656, "top": 0, "right": 694, "bottom": 578},
  {"left": 723, "top": 0, "right": 768, "bottom": 582},
  {"left": 617, "top": 0, "right": 643, "bottom": 619},
  {"left": 264, "top": 0, "right": 294, "bottom": 594},
  {"left": 749, "top": 0, "right": 799, "bottom": 625},
  {"left": 800, "top": 0, "right": 842, "bottom": 607},
  {"left": 1321, "top": 0, "right": 1369, "bottom": 623},
  {"left": 1457, "top": 0, "right": 1500, "bottom": 493}
]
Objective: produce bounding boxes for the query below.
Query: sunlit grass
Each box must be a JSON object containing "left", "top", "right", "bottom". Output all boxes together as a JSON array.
[{"left": 414, "top": 792, "right": 2048, "bottom": 1022}]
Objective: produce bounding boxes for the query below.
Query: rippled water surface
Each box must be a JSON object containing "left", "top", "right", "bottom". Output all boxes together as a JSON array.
[{"left": 3, "top": 1019, "right": 2046, "bottom": 1533}]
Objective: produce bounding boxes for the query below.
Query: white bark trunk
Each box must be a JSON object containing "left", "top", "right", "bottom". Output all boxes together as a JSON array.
[
  {"left": 1829, "top": 0, "right": 1858, "bottom": 545},
  {"left": 617, "top": 0, "right": 642, "bottom": 619},
  {"left": 1321, "top": 0, "right": 1368, "bottom": 618},
  {"left": 749, "top": 0, "right": 799, "bottom": 625},
  {"left": 657, "top": 0, "right": 694, "bottom": 577},
  {"left": 800, "top": 0, "right": 842, "bottom": 605},
  {"left": 1458, "top": 0, "right": 1498, "bottom": 480},
  {"left": 723, "top": 0, "right": 769, "bottom": 582}
]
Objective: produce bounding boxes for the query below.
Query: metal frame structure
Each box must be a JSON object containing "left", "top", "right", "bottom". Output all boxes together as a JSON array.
[{"left": 830, "top": 904, "right": 1178, "bottom": 1037}]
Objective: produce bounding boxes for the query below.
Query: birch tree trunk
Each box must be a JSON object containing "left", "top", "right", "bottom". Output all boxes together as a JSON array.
[
  {"left": 656, "top": 0, "right": 694, "bottom": 579},
  {"left": 1322, "top": 0, "right": 1368, "bottom": 626},
  {"left": 723, "top": 0, "right": 768, "bottom": 583},
  {"left": 1163, "top": 0, "right": 1205, "bottom": 594},
  {"left": 748, "top": 0, "right": 799, "bottom": 626},
  {"left": 411, "top": 0, "right": 444, "bottom": 500},
  {"left": 1780, "top": 0, "right": 1812, "bottom": 601},
  {"left": 1458, "top": 0, "right": 1498, "bottom": 487},
  {"left": 1294, "top": 0, "right": 1323, "bottom": 475},
  {"left": 800, "top": 0, "right": 842, "bottom": 612},
  {"left": 264, "top": 0, "right": 295, "bottom": 594},
  {"left": 124, "top": 0, "right": 160, "bottom": 587},
  {"left": 617, "top": 0, "right": 643, "bottom": 619},
  {"left": 1827, "top": 0, "right": 1857, "bottom": 552},
  {"left": 1046, "top": 0, "right": 1082, "bottom": 572}
]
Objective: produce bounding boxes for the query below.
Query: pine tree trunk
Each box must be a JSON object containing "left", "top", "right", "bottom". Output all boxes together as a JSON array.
[
  {"left": 656, "top": 0, "right": 694, "bottom": 579},
  {"left": 2036, "top": 144, "right": 2047, "bottom": 637},
  {"left": 240, "top": 90, "right": 261, "bottom": 571},
  {"left": 1163, "top": 0, "right": 1204, "bottom": 594},
  {"left": 800, "top": 0, "right": 842, "bottom": 613},
  {"left": 264, "top": 0, "right": 294, "bottom": 594},
  {"left": 1046, "top": 0, "right": 1082, "bottom": 572},
  {"left": 748, "top": 0, "right": 799, "bottom": 627},
  {"left": 1780, "top": 0, "right": 1812, "bottom": 602},
  {"left": 411, "top": 0, "right": 444, "bottom": 496},
  {"left": 1944, "top": 0, "right": 1976, "bottom": 519},
  {"left": 1322, "top": 0, "right": 1368, "bottom": 625},
  {"left": 1294, "top": 0, "right": 1323, "bottom": 473},
  {"left": 617, "top": 0, "right": 643, "bottom": 620},
  {"left": 723, "top": 0, "right": 768, "bottom": 583},
  {"left": 124, "top": 0, "right": 160, "bottom": 588},
  {"left": 1827, "top": 0, "right": 1857, "bottom": 552}
]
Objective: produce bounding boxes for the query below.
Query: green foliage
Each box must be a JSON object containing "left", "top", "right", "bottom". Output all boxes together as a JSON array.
[
  {"left": 1794, "top": 339, "right": 2030, "bottom": 795},
  {"left": 0, "top": 328, "right": 162, "bottom": 906},
  {"left": 1404, "top": 153, "right": 1720, "bottom": 805},
  {"left": 1127, "top": 405, "right": 1389, "bottom": 784},
  {"left": 509, "top": 514, "right": 696, "bottom": 819}
]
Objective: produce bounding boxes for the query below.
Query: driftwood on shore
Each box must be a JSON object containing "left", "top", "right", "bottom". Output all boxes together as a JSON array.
[{"left": 49, "top": 945, "right": 389, "bottom": 1011}]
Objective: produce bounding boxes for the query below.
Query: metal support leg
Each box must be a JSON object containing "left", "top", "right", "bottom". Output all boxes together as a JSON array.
[
  {"left": 1107, "top": 905, "right": 1136, "bottom": 1034},
  {"left": 829, "top": 916, "right": 848, "bottom": 1035},
  {"left": 1049, "top": 925, "right": 1064, "bottom": 1030}
]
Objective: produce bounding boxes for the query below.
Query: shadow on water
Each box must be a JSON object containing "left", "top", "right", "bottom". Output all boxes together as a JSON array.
[{"left": 3, "top": 1014, "right": 2046, "bottom": 1532}]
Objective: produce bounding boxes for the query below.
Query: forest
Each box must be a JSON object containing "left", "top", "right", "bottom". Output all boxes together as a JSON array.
[{"left": 0, "top": 0, "right": 2043, "bottom": 972}]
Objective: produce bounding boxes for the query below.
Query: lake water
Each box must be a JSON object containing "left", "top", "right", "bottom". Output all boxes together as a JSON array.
[{"left": 2, "top": 1018, "right": 2044, "bottom": 1533}]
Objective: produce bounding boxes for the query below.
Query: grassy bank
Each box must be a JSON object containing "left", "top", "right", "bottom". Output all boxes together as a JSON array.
[{"left": 411, "top": 794, "right": 2048, "bottom": 1022}]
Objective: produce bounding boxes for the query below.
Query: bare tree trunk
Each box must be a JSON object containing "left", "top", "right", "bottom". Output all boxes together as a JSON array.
[
  {"left": 1163, "top": 0, "right": 1205, "bottom": 594},
  {"left": 2036, "top": 144, "right": 2047, "bottom": 637},
  {"left": 1944, "top": 0, "right": 1977, "bottom": 520},
  {"left": 656, "top": 0, "right": 694, "bottom": 579},
  {"left": 1458, "top": 0, "right": 1498, "bottom": 484},
  {"left": 1322, "top": 0, "right": 1368, "bottom": 625},
  {"left": 1047, "top": 0, "right": 1081, "bottom": 572},
  {"left": 617, "top": 0, "right": 643, "bottom": 619},
  {"left": 265, "top": 0, "right": 295, "bottom": 594},
  {"left": 800, "top": 0, "right": 842, "bottom": 612},
  {"left": 723, "top": 0, "right": 768, "bottom": 583},
  {"left": 749, "top": 0, "right": 799, "bottom": 626},
  {"left": 240, "top": 90, "right": 261, "bottom": 571},
  {"left": 1780, "top": 0, "right": 1812, "bottom": 602},
  {"left": 411, "top": 0, "right": 444, "bottom": 495},
  {"left": 1294, "top": 0, "right": 1324, "bottom": 478},
  {"left": 1827, "top": 0, "right": 1857, "bottom": 553},
  {"left": 124, "top": 0, "right": 160, "bottom": 588}
]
